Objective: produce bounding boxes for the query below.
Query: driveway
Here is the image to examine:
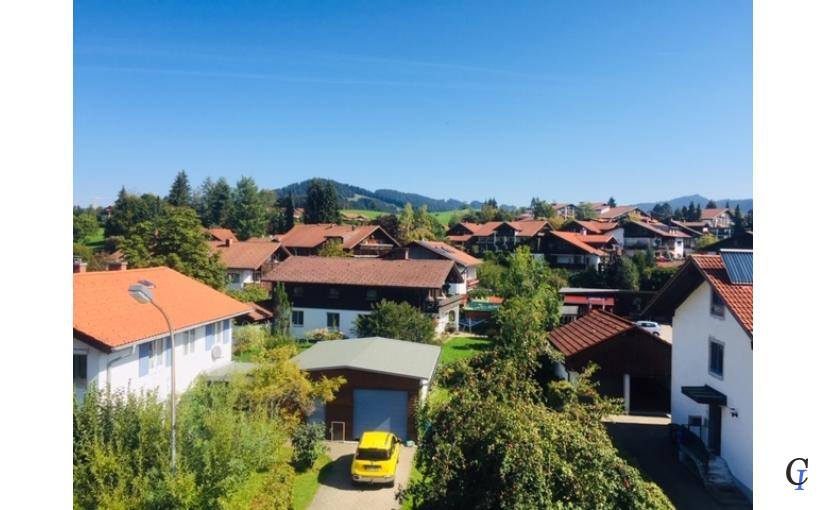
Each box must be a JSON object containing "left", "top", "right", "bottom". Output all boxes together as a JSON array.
[
  {"left": 308, "top": 441, "right": 415, "bottom": 510},
  {"left": 605, "top": 415, "right": 750, "bottom": 509}
]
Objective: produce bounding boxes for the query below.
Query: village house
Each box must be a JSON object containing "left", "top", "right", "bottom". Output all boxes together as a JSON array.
[
  {"left": 701, "top": 208, "right": 734, "bottom": 238},
  {"left": 73, "top": 267, "right": 251, "bottom": 402},
  {"left": 293, "top": 337, "right": 440, "bottom": 441},
  {"left": 276, "top": 223, "right": 399, "bottom": 257},
  {"left": 395, "top": 240, "right": 483, "bottom": 294},
  {"left": 445, "top": 222, "right": 482, "bottom": 248},
  {"left": 541, "top": 231, "right": 618, "bottom": 271},
  {"left": 550, "top": 203, "right": 577, "bottom": 219},
  {"left": 642, "top": 250, "right": 753, "bottom": 501},
  {"left": 466, "top": 220, "right": 552, "bottom": 255},
  {"left": 597, "top": 205, "right": 650, "bottom": 222},
  {"left": 262, "top": 256, "right": 464, "bottom": 337},
  {"left": 548, "top": 309, "right": 671, "bottom": 414},
  {"left": 562, "top": 219, "right": 620, "bottom": 236},
  {"left": 208, "top": 238, "right": 281, "bottom": 290},
  {"left": 618, "top": 220, "right": 691, "bottom": 259},
  {"left": 205, "top": 227, "right": 238, "bottom": 244}
]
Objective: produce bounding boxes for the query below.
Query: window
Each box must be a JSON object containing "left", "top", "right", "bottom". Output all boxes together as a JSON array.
[
  {"left": 710, "top": 291, "right": 725, "bottom": 317},
  {"left": 180, "top": 329, "right": 196, "bottom": 355},
  {"left": 73, "top": 354, "right": 87, "bottom": 381},
  {"left": 150, "top": 338, "right": 165, "bottom": 369},
  {"left": 292, "top": 310, "right": 304, "bottom": 326},
  {"left": 215, "top": 320, "right": 224, "bottom": 348},
  {"left": 709, "top": 339, "right": 724, "bottom": 378},
  {"left": 328, "top": 288, "right": 340, "bottom": 299},
  {"left": 327, "top": 313, "right": 340, "bottom": 330},
  {"left": 228, "top": 272, "right": 241, "bottom": 284},
  {"left": 366, "top": 289, "right": 378, "bottom": 301}
]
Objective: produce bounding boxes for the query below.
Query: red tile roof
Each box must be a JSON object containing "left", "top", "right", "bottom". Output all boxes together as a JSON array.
[
  {"left": 598, "top": 206, "right": 644, "bottom": 219},
  {"left": 410, "top": 240, "right": 483, "bottom": 267},
  {"left": 549, "top": 231, "right": 607, "bottom": 256},
  {"left": 262, "top": 256, "right": 456, "bottom": 289},
  {"left": 701, "top": 208, "right": 731, "bottom": 220},
  {"left": 74, "top": 267, "right": 252, "bottom": 350},
  {"left": 691, "top": 255, "right": 753, "bottom": 334},
  {"left": 630, "top": 220, "right": 691, "bottom": 239},
  {"left": 572, "top": 220, "right": 619, "bottom": 234},
  {"left": 208, "top": 240, "right": 281, "bottom": 269},
  {"left": 207, "top": 228, "right": 238, "bottom": 243},
  {"left": 548, "top": 309, "right": 663, "bottom": 356},
  {"left": 278, "top": 224, "right": 398, "bottom": 250},
  {"left": 446, "top": 234, "right": 472, "bottom": 243},
  {"left": 472, "top": 220, "right": 549, "bottom": 238}
]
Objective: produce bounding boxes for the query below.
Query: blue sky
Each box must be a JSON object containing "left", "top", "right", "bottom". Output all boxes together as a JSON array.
[{"left": 74, "top": 0, "right": 752, "bottom": 207}]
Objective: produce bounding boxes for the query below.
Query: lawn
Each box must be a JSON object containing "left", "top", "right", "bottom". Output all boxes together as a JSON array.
[
  {"left": 341, "top": 208, "right": 386, "bottom": 220},
  {"left": 83, "top": 227, "right": 106, "bottom": 249},
  {"left": 292, "top": 454, "right": 333, "bottom": 510},
  {"left": 439, "top": 335, "right": 492, "bottom": 365},
  {"left": 399, "top": 462, "right": 422, "bottom": 510},
  {"left": 434, "top": 208, "right": 474, "bottom": 226}
]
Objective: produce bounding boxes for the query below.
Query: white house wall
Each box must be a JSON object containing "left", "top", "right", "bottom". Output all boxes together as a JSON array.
[
  {"left": 75, "top": 321, "right": 235, "bottom": 399},
  {"left": 227, "top": 269, "right": 256, "bottom": 290},
  {"left": 672, "top": 281, "right": 752, "bottom": 494}
]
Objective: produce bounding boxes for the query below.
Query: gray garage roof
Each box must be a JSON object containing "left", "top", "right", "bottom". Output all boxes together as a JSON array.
[{"left": 291, "top": 337, "right": 441, "bottom": 381}]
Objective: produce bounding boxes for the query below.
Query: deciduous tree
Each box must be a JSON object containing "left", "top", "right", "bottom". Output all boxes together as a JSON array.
[{"left": 355, "top": 300, "right": 436, "bottom": 343}]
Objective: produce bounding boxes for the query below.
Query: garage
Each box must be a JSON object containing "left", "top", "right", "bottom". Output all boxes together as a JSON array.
[
  {"left": 353, "top": 389, "right": 408, "bottom": 439},
  {"left": 291, "top": 336, "right": 441, "bottom": 441}
]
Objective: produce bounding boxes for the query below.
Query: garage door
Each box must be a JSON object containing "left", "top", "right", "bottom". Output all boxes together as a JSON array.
[{"left": 353, "top": 389, "right": 408, "bottom": 440}]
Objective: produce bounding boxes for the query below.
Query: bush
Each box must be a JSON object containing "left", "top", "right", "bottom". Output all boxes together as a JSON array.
[
  {"left": 304, "top": 328, "right": 346, "bottom": 342},
  {"left": 291, "top": 423, "right": 326, "bottom": 472},
  {"left": 226, "top": 285, "right": 269, "bottom": 303},
  {"left": 356, "top": 300, "right": 436, "bottom": 344}
]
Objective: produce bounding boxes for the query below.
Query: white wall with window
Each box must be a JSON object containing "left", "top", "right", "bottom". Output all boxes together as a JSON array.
[
  {"left": 73, "top": 319, "right": 236, "bottom": 400},
  {"left": 226, "top": 269, "right": 256, "bottom": 290},
  {"left": 671, "top": 281, "right": 753, "bottom": 496},
  {"left": 289, "top": 307, "right": 366, "bottom": 339}
]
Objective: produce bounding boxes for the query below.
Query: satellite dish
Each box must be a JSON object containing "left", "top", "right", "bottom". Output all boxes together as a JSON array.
[{"left": 211, "top": 345, "right": 223, "bottom": 361}]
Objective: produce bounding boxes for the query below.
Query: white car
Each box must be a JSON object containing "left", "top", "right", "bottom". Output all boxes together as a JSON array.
[{"left": 635, "top": 320, "right": 662, "bottom": 336}]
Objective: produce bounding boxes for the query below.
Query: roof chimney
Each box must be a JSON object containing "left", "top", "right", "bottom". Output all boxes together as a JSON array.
[
  {"left": 108, "top": 261, "right": 128, "bottom": 271},
  {"left": 73, "top": 258, "right": 87, "bottom": 273},
  {"left": 225, "top": 238, "right": 233, "bottom": 247}
]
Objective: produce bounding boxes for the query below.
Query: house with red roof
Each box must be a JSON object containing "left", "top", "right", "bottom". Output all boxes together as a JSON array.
[
  {"left": 619, "top": 219, "right": 691, "bottom": 259},
  {"left": 263, "top": 257, "right": 464, "bottom": 337},
  {"left": 700, "top": 208, "right": 734, "bottom": 238},
  {"left": 398, "top": 240, "right": 483, "bottom": 293},
  {"left": 548, "top": 309, "right": 671, "bottom": 414},
  {"left": 642, "top": 250, "right": 753, "bottom": 501},
  {"left": 73, "top": 267, "right": 252, "bottom": 402},
  {"left": 597, "top": 205, "right": 650, "bottom": 222},
  {"left": 276, "top": 223, "right": 399, "bottom": 257},
  {"left": 208, "top": 238, "right": 281, "bottom": 289},
  {"left": 541, "top": 231, "right": 619, "bottom": 271},
  {"left": 444, "top": 222, "right": 482, "bottom": 248},
  {"left": 465, "top": 220, "right": 552, "bottom": 255}
]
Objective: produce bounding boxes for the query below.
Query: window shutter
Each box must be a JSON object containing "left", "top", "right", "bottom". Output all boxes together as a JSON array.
[
  {"left": 165, "top": 337, "right": 172, "bottom": 367},
  {"left": 206, "top": 323, "right": 215, "bottom": 350},
  {"left": 138, "top": 342, "right": 151, "bottom": 376},
  {"left": 223, "top": 319, "right": 231, "bottom": 344}
]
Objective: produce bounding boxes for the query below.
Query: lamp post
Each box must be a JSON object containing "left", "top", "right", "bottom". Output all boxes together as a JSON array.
[{"left": 128, "top": 280, "right": 177, "bottom": 473}]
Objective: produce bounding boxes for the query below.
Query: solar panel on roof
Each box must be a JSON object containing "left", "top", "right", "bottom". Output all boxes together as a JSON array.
[{"left": 720, "top": 250, "right": 753, "bottom": 284}]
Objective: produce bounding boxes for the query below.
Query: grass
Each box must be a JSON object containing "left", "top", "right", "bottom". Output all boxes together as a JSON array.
[
  {"left": 292, "top": 454, "right": 333, "bottom": 510},
  {"left": 342, "top": 207, "right": 477, "bottom": 226},
  {"left": 438, "top": 335, "right": 492, "bottom": 365},
  {"left": 83, "top": 227, "right": 106, "bottom": 250},
  {"left": 399, "top": 462, "right": 422, "bottom": 510},
  {"left": 341, "top": 208, "right": 386, "bottom": 220}
]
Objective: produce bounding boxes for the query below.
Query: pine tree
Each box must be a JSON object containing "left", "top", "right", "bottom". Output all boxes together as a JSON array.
[
  {"left": 203, "top": 177, "right": 233, "bottom": 227},
  {"left": 323, "top": 181, "right": 340, "bottom": 223},
  {"left": 228, "top": 176, "right": 267, "bottom": 240},
  {"left": 608, "top": 197, "right": 617, "bottom": 208},
  {"left": 304, "top": 179, "right": 326, "bottom": 224},
  {"left": 167, "top": 170, "right": 193, "bottom": 207},
  {"left": 284, "top": 193, "right": 296, "bottom": 231},
  {"left": 706, "top": 200, "right": 718, "bottom": 209}
]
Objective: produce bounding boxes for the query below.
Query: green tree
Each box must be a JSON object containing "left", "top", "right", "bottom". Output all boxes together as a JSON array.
[
  {"left": 226, "top": 285, "right": 269, "bottom": 303},
  {"left": 304, "top": 178, "right": 339, "bottom": 224},
  {"left": 228, "top": 176, "right": 267, "bottom": 240},
  {"left": 73, "top": 210, "right": 99, "bottom": 243},
  {"left": 355, "top": 300, "right": 436, "bottom": 343},
  {"left": 271, "top": 282, "right": 291, "bottom": 336},
  {"left": 695, "top": 233, "right": 718, "bottom": 250},
  {"left": 706, "top": 200, "right": 718, "bottom": 209},
  {"left": 608, "top": 196, "right": 617, "bottom": 208},
  {"left": 606, "top": 256, "right": 640, "bottom": 290},
  {"left": 167, "top": 170, "right": 193, "bottom": 207},
  {"left": 575, "top": 202, "right": 598, "bottom": 220},
  {"left": 323, "top": 181, "right": 341, "bottom": 223},
  {"left": 732, "top": 204, "right": 746, "bottom": 237},
  {"left": 105, "top": 187, "right": 165, "bottom": 238},
  {"left": 397, "top": 203, "right": 416, "bottom": 242},
  {"left": 318, "top": 239, "right": 346, "bottom": 257},
  {"left": 284, "top": 192, "right": 296, "bottom": 231},
  {"left": 120, "top": 205, "right": 227, "bottom": 289},
  {"left": 203, "top": 177, "right": 232, "bottom": 227}
]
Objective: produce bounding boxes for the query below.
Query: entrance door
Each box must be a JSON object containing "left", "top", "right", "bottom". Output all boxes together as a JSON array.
[{"left": 708, "top": 405, "right": 722, "bottom": 454}]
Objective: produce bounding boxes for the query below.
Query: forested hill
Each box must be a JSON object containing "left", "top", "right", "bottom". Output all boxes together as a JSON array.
[{"left": 275, "top": 179, "right": 470, "bottom": 212}]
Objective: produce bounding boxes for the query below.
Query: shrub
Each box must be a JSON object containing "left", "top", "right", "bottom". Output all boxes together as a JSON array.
[
  {"left": 304, "top": 328, "right": 346, "bottom": 342},
  {"left": 356, "top": 300, "right": 436, "bottom": 343},
  {"left": 291, "top": 423, "right": 326, "bottom": 472},
  {"left": 226, "top": 285, "right": 269, "bottom": 303}
]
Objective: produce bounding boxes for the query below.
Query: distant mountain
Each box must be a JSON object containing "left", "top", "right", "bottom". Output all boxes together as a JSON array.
[
  {"left": 635, "top": 195, "right": 752, "bottom": 213},
  {"left": 274, "top": 179, "right": 471, "bottom": 212}
]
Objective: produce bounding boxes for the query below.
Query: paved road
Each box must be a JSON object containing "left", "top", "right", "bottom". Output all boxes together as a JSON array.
[
  {"left": 308, "top": 441, "right": 415, "bottom": 510},
  {"left": 605, "top": 415, "right": 749, "bottom": 510}
]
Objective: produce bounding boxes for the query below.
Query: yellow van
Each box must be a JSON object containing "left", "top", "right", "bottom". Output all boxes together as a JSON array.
[{"left": 351, "top": 431, "right": 401, "bottom": 485}]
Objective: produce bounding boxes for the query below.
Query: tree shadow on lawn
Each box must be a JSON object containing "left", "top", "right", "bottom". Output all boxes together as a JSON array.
[{"left": 317, "top": 454, "right": 389, "bottom": 492}]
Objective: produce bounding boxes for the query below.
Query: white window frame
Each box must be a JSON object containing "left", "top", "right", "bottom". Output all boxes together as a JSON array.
[
  {"left": 710, "top": 290, "right": 725, "bottom": 318},
  {"left": 150, "top": 338, "right": 164, "bottom": 369},
  {"left": 181, "top": 329, "right": 196, "bottom": 355},
  {"left": 709, "top": 338, "right": 725, "bottom": 379},
  {"left": 292, "top": 310, "right": 304, "bottom": 326}
]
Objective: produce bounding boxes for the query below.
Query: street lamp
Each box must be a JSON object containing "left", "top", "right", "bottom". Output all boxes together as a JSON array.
[{"left": 128, "top": 280, "right": 177, "bottom": 473}]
